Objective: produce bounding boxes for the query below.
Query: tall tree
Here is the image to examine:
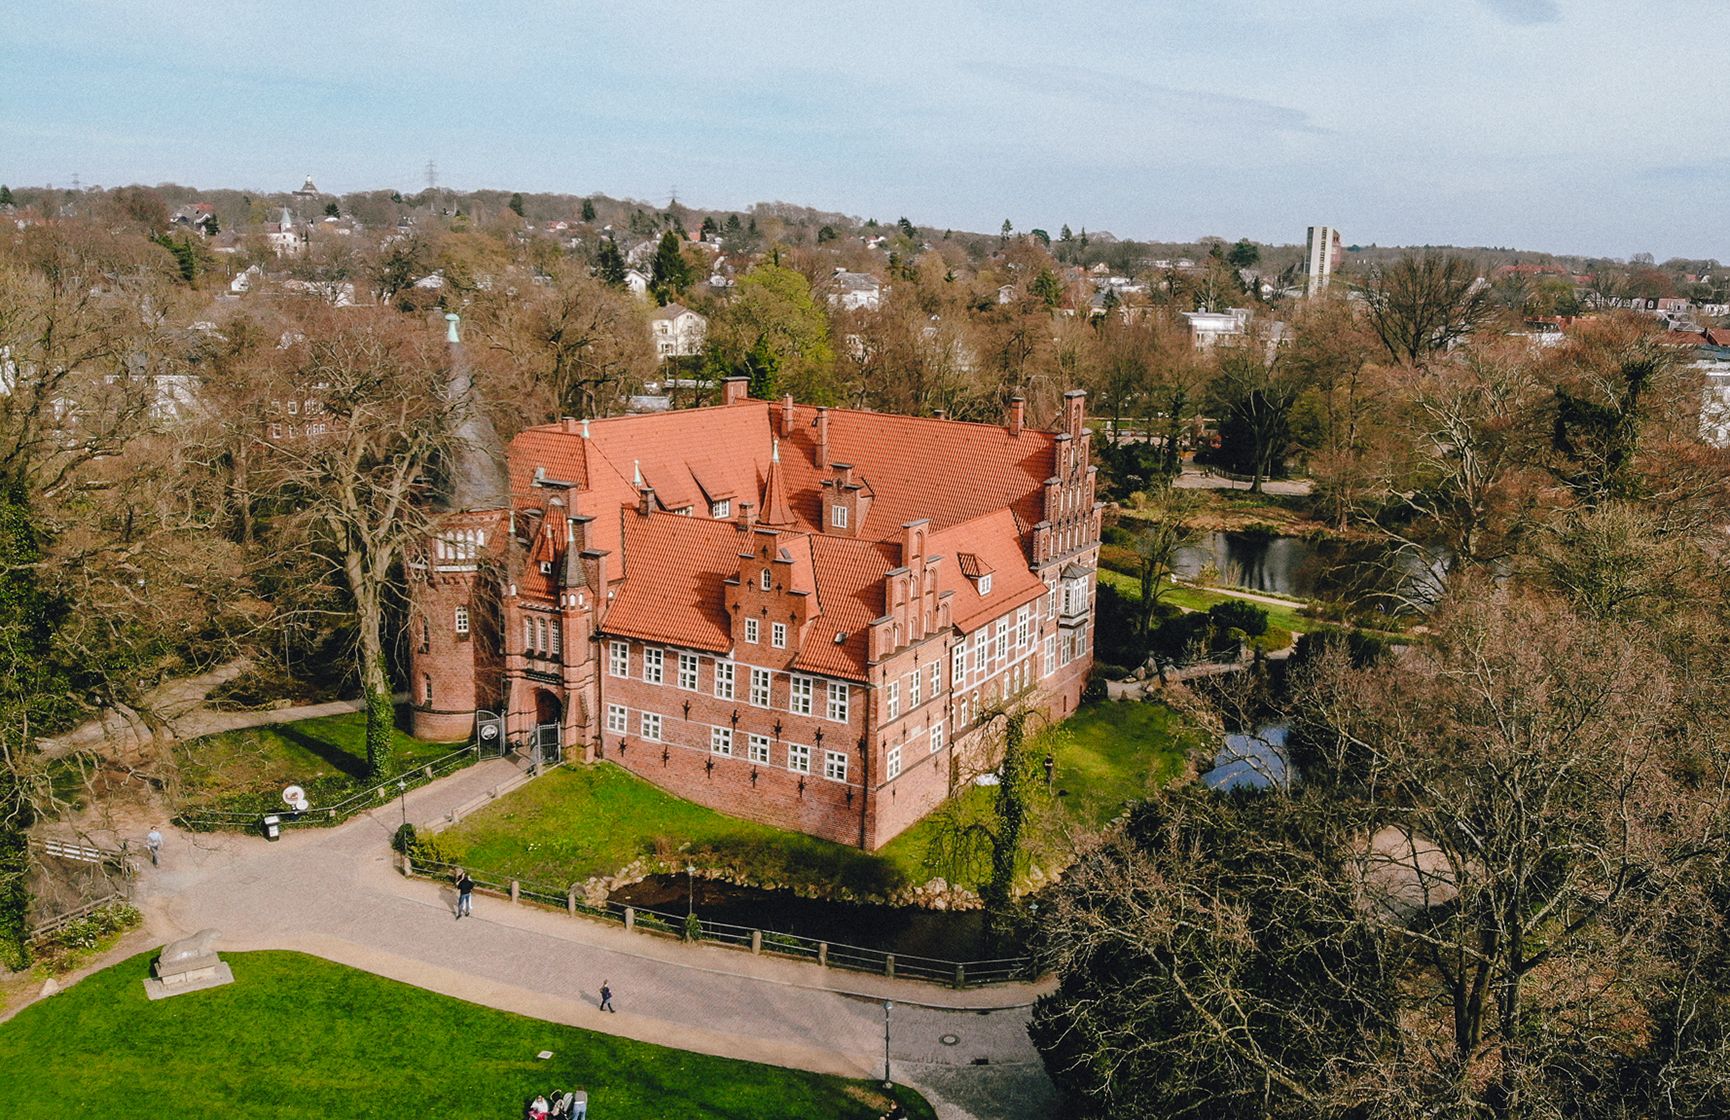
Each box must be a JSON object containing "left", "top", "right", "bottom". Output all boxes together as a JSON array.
[{"left": 1357, "top": 250, "right": 1493, "bottom": 366}]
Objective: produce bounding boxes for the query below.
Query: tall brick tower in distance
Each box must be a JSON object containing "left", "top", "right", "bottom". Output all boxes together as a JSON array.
[{"left": 407, "top": 313, "right": 511, "bottom": 741}]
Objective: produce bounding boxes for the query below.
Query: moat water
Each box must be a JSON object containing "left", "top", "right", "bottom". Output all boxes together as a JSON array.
[
  {"left": 608, "top": 874, "right": 999, "bottom": 960},
  {"left": 1174, "top": 531, "right": 1445, "bottom": 605}
]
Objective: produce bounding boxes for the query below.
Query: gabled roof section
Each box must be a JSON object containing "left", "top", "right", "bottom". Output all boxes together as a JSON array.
[
  {"left": 760, "top": 439, "right": 795, "bottom": 526},
  {"left": 603, "top": 513, "right": 741, "bottom": 653},
  {"left": 794, "top": 536, "right": 898, "bottom": 680},
  {"left": 929, "top": 509, "right": 1043, "bottom": 632},
  {"left": 956, "top": 552, "right": 993, "bottom": 579}
]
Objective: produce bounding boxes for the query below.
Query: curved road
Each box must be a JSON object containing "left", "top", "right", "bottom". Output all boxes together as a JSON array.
[{"left": 132, "top": 759, "right": 1059, "bottom": 1120}]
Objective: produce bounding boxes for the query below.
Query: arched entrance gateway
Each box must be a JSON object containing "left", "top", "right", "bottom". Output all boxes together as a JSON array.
[{"left": 532, "top": 689, "right": 563, "bottom": 765}]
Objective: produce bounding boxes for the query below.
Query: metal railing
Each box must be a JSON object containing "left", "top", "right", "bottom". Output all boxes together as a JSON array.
[
  {"left": 406, "top": 856, "right": 1035, "bottom": 989},
  {"left": 174, "top": 744, "right": 482, "bottom": 832}
]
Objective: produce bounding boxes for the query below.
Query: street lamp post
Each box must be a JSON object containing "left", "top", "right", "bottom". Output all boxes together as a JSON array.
[
  {"left": 882, "top": 1000, "right": 893, "bottom": 1089},
  {"left": 687, "top": 863, "right": 695, "bottom": 917},
  {"left": 398, "top": 780, "right": 407, "bottom": 831}
]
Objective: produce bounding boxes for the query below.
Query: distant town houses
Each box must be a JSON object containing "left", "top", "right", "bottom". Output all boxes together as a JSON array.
[
  {"left": 648, "top": 303, "right": 708, "bottom": 361},
  {"left": 827, "top": 269, "right": 882, "bottom": 311},
  {"left": 1182, "top": 308, "right": 1251, "bottom": 349}
]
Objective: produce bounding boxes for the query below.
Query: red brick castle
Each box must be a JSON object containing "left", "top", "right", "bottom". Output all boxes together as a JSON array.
[{"left": 409, "top": 370, "right": 1101, "bottom": 850}]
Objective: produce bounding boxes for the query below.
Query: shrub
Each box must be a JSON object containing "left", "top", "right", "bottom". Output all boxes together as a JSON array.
[
  {"left": 1082, "top": 675, "right": 1108, "bottom": 704},
  {"left": 1098, "top": 544, "right": 1139, "bottom": 577},
  {"left": 683, "top": 912, "right": 703, "bottom": 942},
  {"left": 1150, "top": 612, "right": 1211, "bottom": 664},
  {"left": 1252, "top": 625, "right": 1294, "bottom": 654},
  {"left": 1207, "top": 599, "right": 1268, "bottom": 638},
  {"left": 392, "top": 822, "right": 416, "bottom": 854}
]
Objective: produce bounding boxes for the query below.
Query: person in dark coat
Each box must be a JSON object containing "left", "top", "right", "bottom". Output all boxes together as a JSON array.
[
  {"left": 455, "top": 869, "right": 474, "bottom": 919},
  {"left": 599, "top": 980, "right": 615, "bottom": 1012}
]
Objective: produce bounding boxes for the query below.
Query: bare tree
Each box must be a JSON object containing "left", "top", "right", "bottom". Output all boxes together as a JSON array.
[{"left": 1357, "top": 250, "right": 1493, "bottom": 366}]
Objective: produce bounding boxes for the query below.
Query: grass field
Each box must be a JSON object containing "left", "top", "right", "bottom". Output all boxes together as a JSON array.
[
  {"left": 439, "top": 698, "right": 1202, "bottom": 896},
  {"left": 0, "top": 949, "right": 934, "bottom": 1120},
  {"left": 174, "top": 708, "right": 463, "bottom": 817}
]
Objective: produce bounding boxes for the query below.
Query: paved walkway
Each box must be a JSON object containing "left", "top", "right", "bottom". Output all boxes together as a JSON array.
[{"left": 127, "top": 759, "right": 1058, "bottom": 1120}]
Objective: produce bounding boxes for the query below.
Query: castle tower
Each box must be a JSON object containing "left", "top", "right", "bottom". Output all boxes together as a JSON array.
[{"left": 408, "top": 314, "right": 511, "bottom": 741}]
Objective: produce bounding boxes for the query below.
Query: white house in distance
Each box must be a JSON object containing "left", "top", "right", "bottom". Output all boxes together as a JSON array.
[
  {"left": 1182, "top": 308, "right": 1250, "bottom": 348},
  {"left": 624, "top": 268, "right": 650, "bottom": 298},
  {"left": 828, "top": 269, "right": 882, "bottom": 311},
  {"left": 648, "top": 303, "right": 708, "bottom": 361}
]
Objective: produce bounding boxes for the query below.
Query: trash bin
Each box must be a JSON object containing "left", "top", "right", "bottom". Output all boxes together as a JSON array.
[{"left": 262, "top": 814, "right": 281, "bottom": 841}]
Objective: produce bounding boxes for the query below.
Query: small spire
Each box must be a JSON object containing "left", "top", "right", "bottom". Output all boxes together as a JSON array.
[
  {"left": 771, "top": 438, "right": 780, "bottom": 464},
  {"left": 581, "top": 417, "right": 590, "bottom": 439},
  {"left": 632, "top": 459, "right": 643, "bottom": 487}
]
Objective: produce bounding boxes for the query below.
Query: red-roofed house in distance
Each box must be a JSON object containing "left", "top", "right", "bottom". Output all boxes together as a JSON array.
[{"left": 408, "top": 377, "right": 1102, "bottom": 850}]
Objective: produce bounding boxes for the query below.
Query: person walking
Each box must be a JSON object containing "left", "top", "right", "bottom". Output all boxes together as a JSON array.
[
  {"left": 145, "top": 827, "right": 163, "bottom": 867},
  {"left": 455, "top": 868, "right": 474, "bottom": 920},
  {"left": 598, "top": 980, "right": 615, "bottom": 1013}
]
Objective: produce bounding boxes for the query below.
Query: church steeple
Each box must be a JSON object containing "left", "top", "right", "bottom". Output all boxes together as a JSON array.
[{"left": 759, "top": 438, "right": 794, "bottom": 527}]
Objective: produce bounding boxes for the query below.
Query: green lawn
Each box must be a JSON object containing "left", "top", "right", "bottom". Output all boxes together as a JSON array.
[
  {"left": 174, "top": 708, "right": 464, "bottom": 818},
  {"left": 437, "top": 761, "right": 903, "bottom": 897},
  {"left": 1099, "top": 568, "right": 1312, "bottom": 634},
  {"left": 0, "top": 949, "right": 934, "bottom": 1120},
  {"left": 439, "top": 699, "right": 1202, "bottom": 897}
]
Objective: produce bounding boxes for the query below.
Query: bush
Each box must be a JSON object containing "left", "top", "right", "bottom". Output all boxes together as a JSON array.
[
  {"left": 34, "top": 903, "right": 142, "bottom": 975},
  {"left": 1082, "top": 675, "right": 1108, "bottom": 704},
  {"left": 683, "top": 912, "right": 703, "bottom": 942},
  {"left": 1252, "top": 625, "right": 1294, "bottom": 654},
  {"left": 1098, "top": 544, "right": 1139, "bottom": 577},
  {"left": 1150, "top": 612, "right": 1211, "bottom": 664},
  {"left": 1288, "top": 627, "right": 1390, "bottom": 672},
  {"left": 1206, "top": 599, "right": 1268, "bottom": 638},
  {"left": 392, "top": 822, "right": 416, "bottom": 854}
]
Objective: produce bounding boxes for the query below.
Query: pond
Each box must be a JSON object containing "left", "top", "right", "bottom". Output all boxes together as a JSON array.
[
  {"left": 1174, "top": 531, "right": 1445, "bottom": 605},
  {"left": 608, "top": 874, "right": 999, "bottom": 961},
  {"left": 1202, "top": 724, "right": 1295, "bottom": 792}
]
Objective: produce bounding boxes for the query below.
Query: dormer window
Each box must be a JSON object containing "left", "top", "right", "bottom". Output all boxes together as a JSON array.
[
  {"left": 711, "top": 499, "right": 730, "bottom": 519},
  {"left": 539, "top": 561, "right": 552, "bottom": 574},
  {"left": 978, "top": 573, "right": 992, "bottom": 595},
  {"left": 533, "top": 466, "right": 546, "bottom": 484},
  {"left": 831, "top": 506, "right": 848, "bottom": 529}
]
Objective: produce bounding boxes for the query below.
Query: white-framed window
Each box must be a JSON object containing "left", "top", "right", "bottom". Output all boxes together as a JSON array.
[
  {"left": 771, "top": 621, "right": 787, "bottom": 649},
  {"left": 826, "top": 682, "right": 849, "bottom": 722},
  {"left": 1047, "top": 579, "right": 1058, "bottom": 615},
  {"left": 759, "top": 569, "right": 772, "bottom": 591},
  {"left": 886, "top": 745, "right": 902, "bottom": 779},
  {"left": 790, "top": 675, "right": 813, "bottom": 716},
  {"left": 710, "top": 726, "right": 733, "bottom": 756},
  {"left": 1016, "top": 606, "right": 1031, "bottom": 648},
  {"left": 536, "top": 618, "right": 547, "bottom": 653},
  {"left": 711, "top": 499, "right": 730, "bottom": 519},
  {"left": 750, "top": 667, "right": 772, "bottom": 707},
  {"left": 643, "top": 647, "right": 664, "bottom": 684},
  {"left": 1043, "top": 634, "right": 1057, "bottom": 677},
  {"left": 422, "top": 674, "right": 433, "bottom": 703},
  {"left": 994, "top": 619, "right": 1009, "bottom": 666},
  {"left": 929, "top": 661, "right": 942, "bottom": 698},
  {"left": 978, "top": 573, "right": 992, "bottom": 595},
  {"left": 787, "top": 743, "right": 811, "bottom": 773},
  {"left": 522, "top": 618, "right": 533, "bottom": 653},
  {"left": 610, "top": 640, "right": 629, "bottom": 678},
  {"left": 886, "top": 680, "right": 901, "bottom": 720},
  {"left": 744, "top": 617, "right": 759, "bottom": 644},
  {"left": 909, "top": 668, "right": 921, "bottom": 708},
  {"left": 714, "top": 660, "right": 735, "bottom": 700},
  {"left": 453, "top": 606, "right": 470, "bottom": 635},
  {"left": 748, "top": 734, "right": 771, "bottom": 764},
  {"left": 640, "top": 712, "right": 662, "bottom": 741},
  {"left": 823, "top": 750, "right": 848, "bottom": 782},
  {"left": 551, "top": 620, "right": 562, "bottom": 656},
  {"left": 1062, "top": 631, "right": 1076, "bottom": 667},
  {"left": 607, "top": 704, "right": 628, "bottom": 734},
  {"left": 930, "top": 722, "right": 944, "bottom": 753},
  {"left": 678, "top": 652, "right": 699, "bottom": 690},
  {"left": 958, "top": 696, "right": 970, "bottom": 727},
  {"left": 971, "top": 629, "right": 987, "bottom": 674},
  {"left": 831, "top": 505, "right": 848, "bottom": 529},
  {"left": 952, "top": 645, "right": 965, "bottom": 685}
]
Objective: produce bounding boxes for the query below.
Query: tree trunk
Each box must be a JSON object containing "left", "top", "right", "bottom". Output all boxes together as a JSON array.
[
  {"left": 347, "top": 555, "right": 394, "bottom": 779},
  {"left": 0, "top": 768, "right": 32, "bottom": 970}
]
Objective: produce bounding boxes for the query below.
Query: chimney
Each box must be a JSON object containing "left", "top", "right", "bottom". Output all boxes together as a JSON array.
[
  {"left": 637, "top": 485, "right": 656, "bottom": 516},
  {"left": 1007, "top": 395, "right": 1025, "bottom": 437},
  {"left": 814, "top": 406, "right": 830, "bottom": 468},
  {"left": 561, "top": 416, "right": 579, "bottom": 434},
  {"left": 722, "top": 376, "right": 749, "bottom": 406},
  {"left": 933, "top": 407, "right": 947, "bottom": 421},
  {"left": 737, "top": 500, "right": 756, "bottom": 528},
  {"left": 833, "top": 462, "right": 854, "bottom": 488},
  {"left": 780, "top": 393, "right": 795, "bottom": 437}
]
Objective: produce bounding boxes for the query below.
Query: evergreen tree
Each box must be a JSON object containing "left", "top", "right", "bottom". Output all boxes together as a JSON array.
[
  {"left": 594, "top": 237, "right": 627, "bottom": 287},
  {"left": 0, "top": 185, "right": 13, "bottom": 207},
  {"left": 1227, "top": 237, "right": 1261, "bottom": 268},
  {"left": 581, "top": 198, "right": 597, "bottom": 222},
  {"left": 324, "top": 201, "right": 341, "bottom": 218},
  {"left": 650, "top": 229, "right": 691, "bottom": 302},
  {"left": 724, "top": 213, "right": 742, "bottom": 234},
  {"left": 1031, "top": 267, "right": 1064, "bottom": 308},
  {"left": 700, "top": 215, "right": 718, "bottom": 238},
  {"left": 508, "top": 192, "right": 525, "bottom": 218},
  {"left": 1059, "top": 224, "right": 1073, "bottom": 241},
  {"left": 897, "top": 216, "right": 916, "bottom": 239},
  {"left": 816, "top": 224, "right": 837, "bottom": 243}
]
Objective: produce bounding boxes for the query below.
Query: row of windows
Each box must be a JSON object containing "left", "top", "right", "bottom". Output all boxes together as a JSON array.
[
  {"left": 884, "top": 660, "right": 945, "bottom": 722},
  {"left": 523, "top": 615, "right": 562, "bottom": 657},
  {"left": 609, "top": 641, "right": 850, "bottom": 720},
  {"left": 740, "top": 617, "right": 788, "bottom": 648},
  {"left": 605, "top": 704, "right": 849, "bottom": 780}
]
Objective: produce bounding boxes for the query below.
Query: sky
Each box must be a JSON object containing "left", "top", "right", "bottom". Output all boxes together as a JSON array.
[{"left": 3, "top": 1, "right": 1727, "bottom": 261}]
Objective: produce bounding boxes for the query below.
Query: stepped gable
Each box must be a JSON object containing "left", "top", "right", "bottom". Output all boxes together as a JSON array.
[
  {"left": 602, "top": 512, "right": 741, "bottom": 653},
  {"left": 928, "top": 509, "right": 1045, "bottom": 631}
]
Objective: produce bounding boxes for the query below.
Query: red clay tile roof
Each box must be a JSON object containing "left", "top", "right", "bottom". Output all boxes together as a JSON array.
[
  {"left": 794, "top": 536, "right": 897, "bottom": 679},
  {"left": 602, "top": 512, "right": 742, "bottom": 653},
  {"left": 956, "top": 552, "right": 993, "bottom": 579},
  {"left": 929, "top": 510, "right": 1044, "bottom": 633},
  {"left": 1706, "top": 328, "right": 1730, "bottom": 347}
]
